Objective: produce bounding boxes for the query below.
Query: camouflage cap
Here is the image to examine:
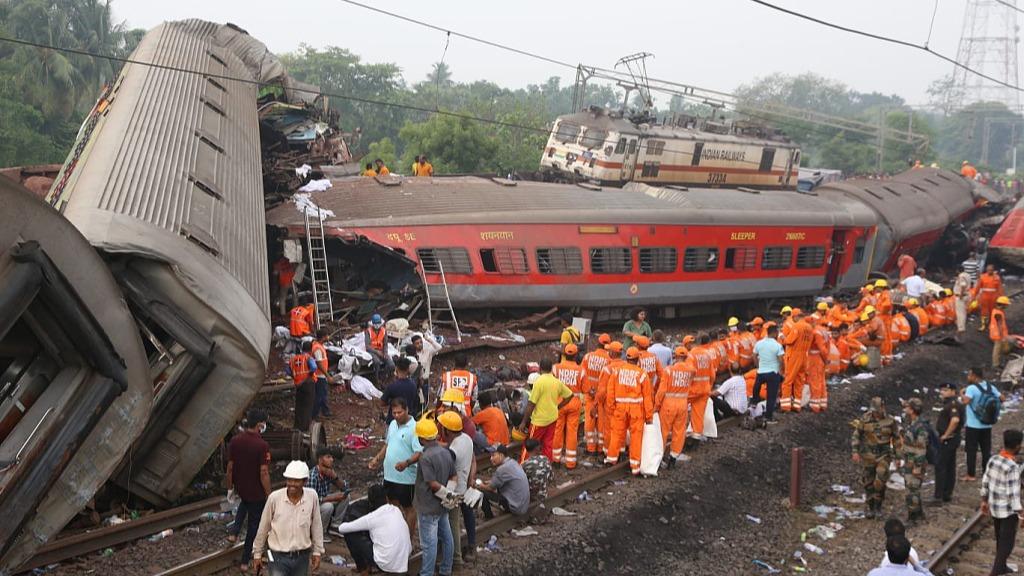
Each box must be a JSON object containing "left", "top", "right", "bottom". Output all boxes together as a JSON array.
[
  {"left": 869, "top": 397, "right": 884, "bottom": 411},
  {"left": 903, "top": 397, "right": 923, "bottom": 414}
]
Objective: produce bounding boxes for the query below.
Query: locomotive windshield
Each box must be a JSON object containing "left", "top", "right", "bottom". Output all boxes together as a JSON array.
[
  {"left": 580, "top": 128, "right": 609, "bottom": 149},
  {"left": 555, "top": 121, "right": 581, "bottom": 144}
]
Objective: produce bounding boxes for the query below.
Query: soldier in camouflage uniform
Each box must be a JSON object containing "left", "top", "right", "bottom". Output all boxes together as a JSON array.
[
  {"left": 900, "top": 397, "right": 928, "bottom": 523},
  {"left": 851, "top": 396, "right": 901, "bottom": 518}
]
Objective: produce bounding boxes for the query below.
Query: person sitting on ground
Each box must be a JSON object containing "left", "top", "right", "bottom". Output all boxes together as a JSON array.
[
  {"left": 381, "top": 357, "right": 420, "bottom": 422},
  {"left": 877, "top": 518, "right": 929, "bottom": 574},
  {"left": 867, "top": 534, "right": 916, "bottom": 576},
  {"left": 333, "top": 484, "right": 411, "bottom": 575},
  {"left": 306, "top": 448, "right": 349, "bottom": 539},
  {"left": 365, "top": 313, "right": 395, "bottom": 377},
  {"left": 437, "top": 389, "right": 489, "bottom": 452},
  {"left": 710, "top": 368, "right": 748, "bottom": 421},
  {"left": 472, "top": 392, "right": 510, "bottom": 446},
  {"left": 521, "top": 438, "right": 553, "bottom": 499},
  {"left": 478, "top": 444, "right": 530, "bottom": 519}
]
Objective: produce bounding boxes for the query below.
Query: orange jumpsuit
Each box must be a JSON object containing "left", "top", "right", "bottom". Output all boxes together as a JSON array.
[
  {"left": 780, "top": 319, "right": 814, "bottom": 412},
  {"left": 909, "top": 307, "right": 930, "bottom": 336},
  {"left": 725, "top": 333, "right": 741, "bottom": 371},
  {"left": 738, "top": 331, "right": 756, "bottom": 369},
  {"left": 806, "top": 324, "right": 831, "bottom": 412},
  {"left": 552, "top": 360, "right": 585, "bottom": 469},
  {"left": 973, "top": 273, "right": 1004, "bottom": 326},
  {"left": 890, "top": 314, "right": 911, "bottom": 346},
  {"left": 927, "top": 300, "right": 949, "bottom": 327},
  {"left": 854, "top": 292, "right": 877, "bottom": 315},
  {"left": 827, "top": 304, "right": 855, "bottom": 328},
  {"left": 875, "top": 290, "right": 894, "bottom": 364},
  {"left": 714, "top": 340, "right": 729, "bottom": 374},
  {"left": 581, "top": 349, "right": 611, "bottom": 453},
  {"left": 689, "top": 346, "right": 714, "bottom": 435},
  {"left": 604, "top": 363, "right": 653, "bottom": 474},
  {"left": 441, "top": 369, "right": 477, "bottom": 415},
  {"left": 638, "top": 350, "right": 663, "bottom": 394},
  {"left": 703, "top": 342, "right": 721, "bottom": 378},
  {"left": 838, "top": 334, "right": 866, "bottom": 371},
  {"left": 744, "top": 368, "right": 766, "bottom": 399},
  {"left": 656, "top": 358, "right": 694, "bottom": 458},
  {"left": 826, "top": 341, "right": 842, "bottom": 376},
  {"left": 595, "top": 358, "right": 625, "bottom": 454},
  {"left": 289, "top": 304, "right": 314, "bottom": 337}
]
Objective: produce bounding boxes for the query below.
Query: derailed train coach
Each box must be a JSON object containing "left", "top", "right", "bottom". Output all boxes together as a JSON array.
[{"left": 1, "top": 19, "right": 274, "bottom": 572}]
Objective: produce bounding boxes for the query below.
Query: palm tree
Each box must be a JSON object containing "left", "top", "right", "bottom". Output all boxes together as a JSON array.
[{"left": 427, "top": 62, "right": 453, "bottom": 88}]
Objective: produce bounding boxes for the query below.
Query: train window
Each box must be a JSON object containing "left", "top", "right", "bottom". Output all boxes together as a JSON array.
[
  {"left": 645, "top": 140, "right": 666, "bottom": 156},
  {"left": 590, "top": 247, "right": 632, "bottom": 274},
  {"left": 725, "top": 246, "right": 757, "bottom": 271},
  {"left": 556, "top": 122, "right": 580, "bottom": 144},
  {"left": 628, "top": 139, "right": 637, "bottom": 154},
  {"left": 758, "top": 148, "right": 776, "bottom": 172},
  {"left": 796, "top": 246, "right": 826, "bottom": 269},
  {"left": 683, "top": 247, "right": 719, "bottom": 272},
  {"left": 853, "top": 238, "right": 867, "bottom": 264},
  {"left": 417, "top": 248, "right": 473, "bottom": 274},
  {"left": 537, "top": 247, "right": 583, "bottom": 275},
  {"left": 640, "top": 162, "right": 661, "bottom": 178},
  {"left": 581, "top": 128, "right": 608, "bottom": 149},
  {"left": 692, "top": 142, "right": 704, "bottom": 166},
  {"left": 614, "top": 138, "right": 626, "bottom": 154},
  {"left": 639, "top": 247, "right": 677, "bottom": 273},
  {"left": 761, "top": 246, "right": 792, "bottom": 270},
  {"left": 480, "top": 248, "right": 529, "bottom": 275}
]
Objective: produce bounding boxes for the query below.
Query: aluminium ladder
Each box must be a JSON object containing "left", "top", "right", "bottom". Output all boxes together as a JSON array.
[
  {"left": 420, "top": 258, "right": 462, "bottom": 343},
  {"left": 303, "top": 211, "right": 334, "bottom": 330}
]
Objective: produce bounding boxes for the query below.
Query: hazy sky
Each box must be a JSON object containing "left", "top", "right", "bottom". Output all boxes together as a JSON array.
[{"left": 112, "top": 0, "right": 1009, "bottom": 106}]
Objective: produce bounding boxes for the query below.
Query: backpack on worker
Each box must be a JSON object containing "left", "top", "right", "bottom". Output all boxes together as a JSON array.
[
  {"left": 971, "top": 381, "right": 1001, "bottom": 426},
  {"left": 921, "top": 419, "right": 941, "bottom": 466}
]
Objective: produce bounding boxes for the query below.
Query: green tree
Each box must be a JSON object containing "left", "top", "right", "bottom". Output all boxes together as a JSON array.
[
  {"left": 365, "top": 137, "right": 397, "bottom": 171},
  {"left": 398, "top": 113, "right": 499, "bottom": 173}
]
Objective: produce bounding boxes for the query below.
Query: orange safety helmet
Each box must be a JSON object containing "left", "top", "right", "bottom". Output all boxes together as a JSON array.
[
  {"left": 682, "top": 335, "right": 696, "bottom": 345},
  {"left": 564, "top": 343, "right": 579, "bottom": 356},
  {"left": 607, "top": 341, "right": 624, "bottom": 353},
  {"left": 634, "top": 335, "right": 650, "bottom": 349},
  {"left": 598, "top": 333, "right": 612, "bottom": 345},
  {"left": 673, "top": 346, "right": 688, "bottom": 357},
  {"left": 625, "top": 346, "right": 641, "bottom": 360},
  {"left": 750, "top": 317, "right": 765, "bottom": 326}
]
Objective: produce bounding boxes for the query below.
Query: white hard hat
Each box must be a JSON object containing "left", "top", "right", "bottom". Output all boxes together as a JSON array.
[
  {"left": 283, "top": 460, "right": 310, "bottom": 480},
  {"left": 527, "top": 373, "right": 540, "bottom": 386}
]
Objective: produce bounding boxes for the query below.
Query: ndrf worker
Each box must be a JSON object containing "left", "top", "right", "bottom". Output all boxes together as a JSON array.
[
  {"left": 806, "top": 315, "right": 831, "bottom": 413},
  {"left": 593, "top": 341, "right": 625, "bottom": 453},
  {"left": 439, "top": 354, "right": 477, "bottom": 416},
  {"left": 873, "top": 279, "right": 894, "bottom": 364},
  {"left": 990, "top": 296, "right": 1011, "bottom": 368},
  {"left": 780, "top": 310, "right": 813, "bottom": 413},
  {"left": 634, "top": 335, "right": 663, "bottom": 392},
  {"left": 603, "top": 347, "right": 654, "bottom": 475},
  {"left": 552, "top": 345, "right": 585, "bottom": 469},
  {"left": 656, "top": 346, "right": 693, "bottom": 468},
  {"left": 973, "top": 264, "right": 1004, "bottom": 332},
  {"left": 905, "top": 299, "right": 930, "bottom": 336},
  {"left": 581, "top": 334, "right": 612, "bottom": 454},
  {"left": 688, "top": 335, "right": 715, "bottom": 437}
]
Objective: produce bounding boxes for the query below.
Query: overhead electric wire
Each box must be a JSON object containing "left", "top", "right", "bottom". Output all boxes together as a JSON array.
[
  {"left": 994, "top": 0, "right": 1024, "bottom": 15},
  {"left": 747, "top": 0, "right": 1024, "bottom": 93}
]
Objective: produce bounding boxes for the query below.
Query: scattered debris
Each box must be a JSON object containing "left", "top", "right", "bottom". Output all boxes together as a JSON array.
[
  {"left": 511, "top": 526, "right": 539, "bottom": 537},
  {"left": 551, "top": 507, "right": 577, "bottom": 517},
  {"left": 328, "top": 555, "right": 347, "bottom": 567},
  {"left": 745, "top": 514, "right": 762, "bottom": 524},
  {"left": 752, "top": 559, "right": 781, "bottom": 573}
]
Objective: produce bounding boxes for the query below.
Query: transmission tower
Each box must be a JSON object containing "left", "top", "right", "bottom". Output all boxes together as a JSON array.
[{"left": 948, "top": 0, "right": 1021, "bottom": 111}]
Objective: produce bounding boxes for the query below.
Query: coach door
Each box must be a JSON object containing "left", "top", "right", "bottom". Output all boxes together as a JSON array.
[
  {"left": 825, "top": 229, "right": 848, "bottom": 288},
  {"left": 620, "top": 137, "right": 639, "bottom": 181}
]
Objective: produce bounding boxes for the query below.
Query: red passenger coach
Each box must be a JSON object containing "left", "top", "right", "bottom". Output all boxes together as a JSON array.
[{"left": 267, "top": 177, "right": 879, "bottom": 311}]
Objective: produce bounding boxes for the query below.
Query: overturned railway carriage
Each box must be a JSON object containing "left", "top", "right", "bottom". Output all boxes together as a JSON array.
[
  {"left": 990, "top": 195, "right": 1024, "bottom": 268},
  {"left": 0, "top": 180, "right": 152, "bottom": 572},
  {"left": 267, "top": 168, "right": 988, "bottom": 314},
  {"left": 540, "top": 107, "right": 801, "bottom": 189}
]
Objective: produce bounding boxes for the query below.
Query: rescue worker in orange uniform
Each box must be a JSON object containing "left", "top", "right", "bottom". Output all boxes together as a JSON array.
[
  {"left": 837, "top": 324, "right": 866, "bottom": 372},
  {"left": 439, "top": 354, "right": 477, "bottom": 415},
  {"left": 634, "top": 335, "right": 663, "bottom": 392},
  {"left": 749, "top": 317, "right": 766, "bottom": 339},
  {"left": 581, "top": 333, "right": 612, "bottom": 454},
  {"left": 702, "top": 331, "right": 722, "bottom": 376},
  {"left": 604, "top": 347, "right": 654, "bottom": 475},
  {"left": 906, "top": 299, "right": 930, "bottom": 337},
  {"left": 714, "top": 329, "right": 732, "bottom": 374},
  {"left": 288, "top": 340, "right": 318, "bottom": 431},
  {"left": 827, "top": 301, "right": 856, "bottom": 329},
  {"left": 990, "top": 296, "right": 1011, "bottom": 368},
  {"left": 826, "top": 327, "right": 842, "bottom": 376},
  {"left": 744, "top": 368, "right": 766, "bottom": 400},
  {"left": 289, "top": 303, "right": 315, "bottom": 338},
  {"left": 689, "top": 334, "right": 715, "bottom": 437},
  {"left": 594, "top": 342, "right": 625, "bottom": 454},
  {"left": 681, "top": 334, "right": 696, "bottom": 351},
  {"left": 940, "top": 288, "right": 958, "bottom": 325},
  {"left": 972, "top": 264, "right": 1004, "bottom": 331},
  {"left": 656, "top": 346, "right": 693, "bottom": 468},
  {"left": 780, "top": 306, "right": 796, "bottom": 340},
  {"left": 854, "top": 284, "right": 877, "bottom": 315},
  {"left": 780, "top": 310, "right": 813, "bottom": 412},
  {"left": 552, "top": 344, "right": 585, "bottom": 469},
  {"left": 927, "top": 291, "right": 950, "bottom": 327},
  {"left": 738, "top": 320, "right": 756, "bottom": 369},
  {"left": 857, "top": 306, "right": 887, "bottom": 364},
  {"left": 961, "top": 160, "right": 978, "bottom": 179},
  {"left": 311, "top": 329, "right": 332, "bottom": 420},
  {"left": 890, "top": 311, "right": 912, "bottom": 348},
  {"left": 873, "top": 279, "right": 894, "bottom": 365},
  {"left": 364, "top": 313, "right": 395, "bottom": 378},
  {"left": 726, "top": 318, "right": 743, "bottom": 371},
  {"left": 806, "top": 315, "right": 831, "bottom": 412}
]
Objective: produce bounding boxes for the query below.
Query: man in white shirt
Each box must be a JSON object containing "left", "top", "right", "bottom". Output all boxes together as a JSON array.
[
  {"left": 952, "top": 264, "right": 973, "bottom": 340},
  {"left": 710, "top": 371, "right": 748, "bottom": 420},
  {"left": 901, "top": 269, "right": 927, "bottom": 299},
  {"left": 877, "top": 518, "right": 931, "bottom": 575},
  {"left": 334, "top": 485, "right": 412, "bottom": 575}
]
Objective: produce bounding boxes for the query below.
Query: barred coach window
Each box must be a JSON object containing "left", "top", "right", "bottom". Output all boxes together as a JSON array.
[
  {"left": 796, "top": 246, "right": 826, "bottom": 269},
  {"left": 480, "top": 248, "right": 529, "bottom": 274},
  {"left": 417, "top": 248, "right": 473, "bottom": 274},
  {"left": 536, "top": 247, "right": 583, "bottom": 275},
  {"left": 590, "top": 247, "right": 632, "bottom": 274},
  {"left": 761, "top": 246, "right": 793, "bottom": 270},
  {"left": 683, "top": 247, "right": 718, "bottom": 272},
  {"left": 639, "top": 247, "right": 677, "bottom": 273}
]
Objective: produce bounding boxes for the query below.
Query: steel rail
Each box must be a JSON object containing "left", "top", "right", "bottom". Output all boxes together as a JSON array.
[{"left": 925, "top": 509, "right": 985, "bottom": 573}]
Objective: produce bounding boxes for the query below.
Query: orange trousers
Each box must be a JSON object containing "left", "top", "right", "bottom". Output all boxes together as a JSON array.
[
  {"left": 879, "top": 317, "right": 893, "bottom": 364},
  {"left": 806, "top": 355, "right": 828, "bottom": 412},
  {"left": 980, "top": 295, "right": 996, "bottom": 326},
  {"left": 688, "top": 393, "right": 709, "bottom": 436},
  {"left": 585, "top": 396, "right": 601, "bottom": 453},
  {"left": 552, "top": 396, "right": 582, "bottom": 468},
  {"left": 780, "top": 359, "right": 806, "bottom": 412},
  {"left": 659, "top": 398, "right": 689, "bottom": 458},
  {"left": 598, "top": 402, "right": 609, "bottom": 455},
  {"left": 605, "top": 404, "right": 645, "bottom": 474}
]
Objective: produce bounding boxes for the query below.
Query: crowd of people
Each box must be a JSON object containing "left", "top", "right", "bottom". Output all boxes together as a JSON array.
[
  {"left": 240, "top": 254, "right": 1015, "bottom": 576},
  {"left": 360, "top": 156, "right": 435, "bottom": 178}
]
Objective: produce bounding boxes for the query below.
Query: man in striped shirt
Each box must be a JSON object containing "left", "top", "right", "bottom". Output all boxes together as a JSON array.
[{"left": 981, "top": 428, "right": 1024, "bottom": 576}]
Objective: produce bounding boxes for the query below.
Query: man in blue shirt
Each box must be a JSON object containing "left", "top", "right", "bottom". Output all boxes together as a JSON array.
[
  {"left": 962, "top": 366, "right": 1002, "bottom": 480},
  {"left": 752, "top": 324, "right": 785, "bottom": 423},
  {"left": 368, "top": 397, "right": 421, "bottom": 535}
]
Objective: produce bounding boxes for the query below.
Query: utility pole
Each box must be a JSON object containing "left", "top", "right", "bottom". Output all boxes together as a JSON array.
[{"left": 876, "top": 108, "right": 886, "bottom": 172}]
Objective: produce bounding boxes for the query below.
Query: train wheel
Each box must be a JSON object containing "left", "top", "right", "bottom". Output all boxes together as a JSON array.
[{"left": 306, "top": 421, "right": 328, "bottom": 460}]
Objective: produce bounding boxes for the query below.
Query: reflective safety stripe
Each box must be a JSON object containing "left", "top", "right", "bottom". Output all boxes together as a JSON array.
[
  {"left": 665, "top": 393, "right": 688, "bottom": 399},
  {"left": 809, "top": 350, "right": 821, "bottom": 355},
  {"left": 693, "top": 376, "right": 711, "bottom": 382},
  {"left": 615, "top": 397, "right": 643, "bottom": 403},
  {"left": 982, "top": 288, "right": 997, "bottom": 292}
]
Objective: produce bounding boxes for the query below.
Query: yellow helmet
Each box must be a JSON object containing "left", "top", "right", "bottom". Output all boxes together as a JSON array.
[
  {"left": 997, "top": 296, "right": 1011, "bottom": 306},
  {"left": 944, "top": 288, "right": 953, "bottom": 297},
  {"left": 874, "top": 279, "right": 889, "bottom": 289},
  {"left": 781, "top": 306, "right": 793, "bottom": 315},
  {"left": 437, "top": 411, "right": 463, "bottom": 432},
  {"left": 415, "top": 417, "right": 439, "bottom": 440},
  {"left": 816, "top": 302, "right": 829, "bottom": 312},
  {"left": 859, "top": 312, "right": 870, "bottom": 322},
  {"left": 864, "top": 283, "right": 875, "bottom": 291},
  {"left": 857, "top": 354, "right": 870, "bottom": 367},
  {"left": 440, "top": 388, "right": 465, "bottom": 405},
  {"left": 863, "top": 305, "right": 876, "bottom": 316},
  {"left": 906, "top": 298, "right": 918, "bottom": 308},
  {"left": 970, "top": 300, "right": 979, "bottom": 311},
  {"left": 728, "top": 317, "right": 740, "bottom": 327}
]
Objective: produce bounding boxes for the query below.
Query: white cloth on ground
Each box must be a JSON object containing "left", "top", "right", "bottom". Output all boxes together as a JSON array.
[
  {"left": 298, "top": 178, "right": 333, "bottom": 193},
  {"left": 350, "top": 375, "right": 383, "bottom": 400}
]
